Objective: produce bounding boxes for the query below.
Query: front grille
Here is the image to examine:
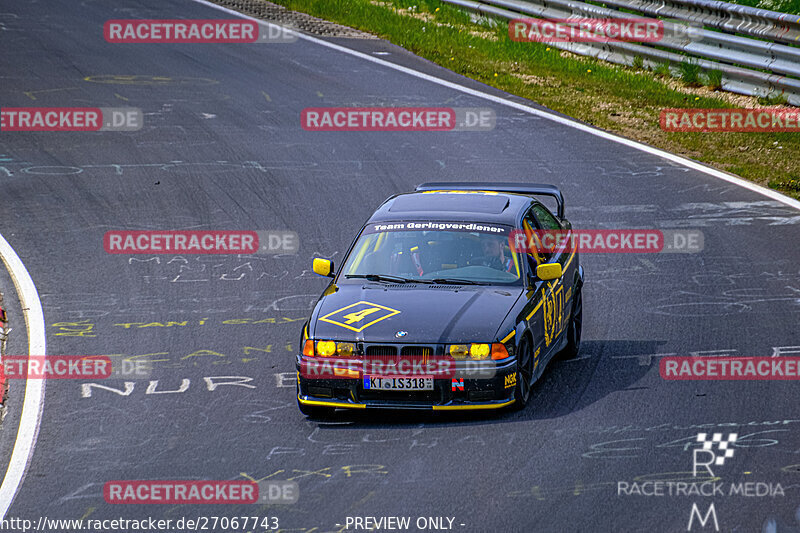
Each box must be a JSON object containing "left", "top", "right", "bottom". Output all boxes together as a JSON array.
[
  {"left": 363, "top": 344, "right": 436, "bottom": 367},
  {"left": 363, "top": 344, "right": 444, "bottom": 357},
  {"left": 365, "top": 345, "right": 398, "bottom": 357},
  {"left": 400, "top": 346, "right": 433, "bottom": 357}
]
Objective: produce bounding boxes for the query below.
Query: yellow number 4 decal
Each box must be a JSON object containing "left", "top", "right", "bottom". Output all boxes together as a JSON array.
[
  {"left": 343, "top": 307, "right": 381, "bottom": 324},
  {"left": 319, "top": 301, "right": 401, "bottom": 332}
]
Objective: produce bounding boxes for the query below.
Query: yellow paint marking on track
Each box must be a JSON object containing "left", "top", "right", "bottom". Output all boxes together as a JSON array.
[
  {"left": 239, "top": 470, "right": 285, "bottom": 483},
  {"left": 23, "top": 87, "right": 78, "bottom": 100}
]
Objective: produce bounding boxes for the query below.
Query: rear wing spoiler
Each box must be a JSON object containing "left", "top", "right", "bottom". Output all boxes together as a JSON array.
[{"left": 415, "top": 182, "right": 565, "bottom": 219}]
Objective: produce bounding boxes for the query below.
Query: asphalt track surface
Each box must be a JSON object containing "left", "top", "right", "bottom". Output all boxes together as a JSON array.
[{"left": 0, "top": 0, "right": 799, "bottom": 531}]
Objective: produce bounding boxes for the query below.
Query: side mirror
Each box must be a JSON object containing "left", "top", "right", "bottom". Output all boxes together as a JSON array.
[
  {"left": 313, "top": 258, "right": 335, "bottom": 278},
  {"left": 536, "top": 263, "right": 562, "bottom": 281}
]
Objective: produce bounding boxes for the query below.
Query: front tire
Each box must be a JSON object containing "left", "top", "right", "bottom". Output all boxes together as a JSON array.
[{"left": 511, "top": 335, "right": 534, "bottom": 410}]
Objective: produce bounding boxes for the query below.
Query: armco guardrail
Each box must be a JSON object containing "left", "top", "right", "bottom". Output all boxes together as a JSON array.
[
  {"left": 600, "top": 0, "right": 800, "bottom": 45},
  {"left": 441, "top": 0, "right": 800, "bottom": 105}
]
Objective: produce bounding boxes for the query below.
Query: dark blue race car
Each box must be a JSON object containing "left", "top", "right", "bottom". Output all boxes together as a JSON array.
[{"left": 297, "top": 182, "right": 584, "bottom": 417}]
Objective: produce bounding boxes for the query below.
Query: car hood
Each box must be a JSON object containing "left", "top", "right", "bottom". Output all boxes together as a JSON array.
[{"left": 311, "top": 282, "right": 523, "bottom": 344}]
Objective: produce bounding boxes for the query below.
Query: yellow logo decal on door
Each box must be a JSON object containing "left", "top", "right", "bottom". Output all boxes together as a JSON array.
[{"left": 543, "top": 283, "right": 564, "bottom": 347}]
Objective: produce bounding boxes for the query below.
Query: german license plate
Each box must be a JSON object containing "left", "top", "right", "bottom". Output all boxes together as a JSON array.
[{"left": 363, "top": 376, "right": 433, "bottom": 391}]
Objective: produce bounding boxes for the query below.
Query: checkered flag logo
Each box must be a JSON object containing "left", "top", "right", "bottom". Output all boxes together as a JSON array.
[{"left": 697, "top": 433, "right": 737, "bottom": 465}]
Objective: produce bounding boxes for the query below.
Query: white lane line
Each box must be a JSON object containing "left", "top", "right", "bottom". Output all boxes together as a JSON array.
[
  {"left": 0, "top": 234, "right": 46, "bottom": 520},
  {"left": 195, "top": 0, "right": 800, "bottom": 212}
]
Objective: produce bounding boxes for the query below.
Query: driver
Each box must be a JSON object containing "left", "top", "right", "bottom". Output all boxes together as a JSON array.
[{"left": 476, "top": 236, "right": 513, "bottom": 272}]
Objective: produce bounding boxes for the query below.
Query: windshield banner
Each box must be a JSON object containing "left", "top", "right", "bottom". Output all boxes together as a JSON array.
[{"left": 364, "top": 222, "right": 509, "bottom": 235}]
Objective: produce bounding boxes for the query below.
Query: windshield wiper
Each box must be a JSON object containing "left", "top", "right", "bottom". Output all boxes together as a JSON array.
[
  {"left": 345, "top": 274, "right": 430, "bottom": 284},
  {"left": 429, "top": 278, "right": 488, "bottom": 285}
]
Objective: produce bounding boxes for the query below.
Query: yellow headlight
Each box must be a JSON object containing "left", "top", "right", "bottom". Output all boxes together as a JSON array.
[
  {"left": 336, "top": 342, "right": 355, "bottom": 356},
  {"left": 449, "top": 345, "right": 469, "bottom": 359},
  {"left": 316, "top": 340, "right": 336, "bottom": 357},
  {"left": 470, "top": 343, "right": 490, "bottom": 359}
]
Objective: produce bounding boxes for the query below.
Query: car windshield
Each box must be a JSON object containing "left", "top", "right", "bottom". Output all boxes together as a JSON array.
[{"left": 340, "top": 221, "right": 521, "bottom": 285}]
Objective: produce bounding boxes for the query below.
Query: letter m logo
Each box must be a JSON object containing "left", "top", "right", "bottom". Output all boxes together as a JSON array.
[{"left": 688, "top": 503, "right": 718, "bottom": 531}]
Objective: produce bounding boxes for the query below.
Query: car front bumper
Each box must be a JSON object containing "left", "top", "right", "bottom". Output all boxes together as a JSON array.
[{"left": 296, "top": 355, "right": 518, "bottom": 411}]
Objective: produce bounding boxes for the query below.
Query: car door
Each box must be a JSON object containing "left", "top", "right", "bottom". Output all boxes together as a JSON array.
[
  {"left": 529, "top": 203, "right": 577, "bottom": 366},
  {"left": 517, "top": 206, "right": 556, "bottom": 379}
]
